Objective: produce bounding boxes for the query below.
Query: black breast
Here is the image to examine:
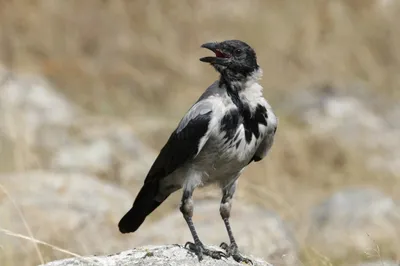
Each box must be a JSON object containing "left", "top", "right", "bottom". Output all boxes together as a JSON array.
[
  {"left": 221, "top": 90, "right": 268, "bottom": 144},
  {"left": 220, "top": 108, "right": 241, "bottom": 144},
  {"left": 242, "top": 104, "right": 268, "bottom": 143}
]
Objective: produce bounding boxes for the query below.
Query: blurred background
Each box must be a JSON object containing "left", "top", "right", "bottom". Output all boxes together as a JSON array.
[{"left": 1, "top": 0, "right": 400, "bottom": 265}]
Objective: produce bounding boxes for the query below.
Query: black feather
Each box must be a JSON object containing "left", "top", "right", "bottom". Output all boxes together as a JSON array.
[
  {"left": 118, "top": 110, "right": 212, "bottom": 233},
  {"left": 220, "top": 109, "right": 240, "bottom": 143},
  {"left": 222, "top": 79, "right": 268, "bottom": 144},
  {"left": 145, "top": 110, "right": 212, "bottom": 183},
  {"left": 118, "top": 180, "right": 163, "bottom": 233}
]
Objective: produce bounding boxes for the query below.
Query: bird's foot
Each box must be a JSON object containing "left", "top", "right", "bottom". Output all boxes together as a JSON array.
[
  {"left": 220, "top": 242, "right": 253, "bottom": 264},
  {"left": 185, "top": 241, "right": 227, "bottom": 261}
]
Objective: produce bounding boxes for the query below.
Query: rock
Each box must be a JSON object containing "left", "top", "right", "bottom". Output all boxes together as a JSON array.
[
  {"left": 283, "top": 87, "right": 400, "bottom": 175},
  {"left": 132, "top": 200, "right": 298, "bottom": 266},
  {"left": 378, "top": 0, "right": 395, "bottom": 9},
  {"left": 307, "top": 188, "right": 400, "bottom": 259},
  {"left": 0, "top": 171, "right": 139, "bottom": 266},
  {"left": 358, "top": 260, "right": 400, "bottom": 266},
  {"left": 284, "top": 88, "right": 386, "bottom": 146},
  {"left": 358, "top": 261, "right": 399, "bottom": 266},
  {"left": 52, "top": 138, "right": 113, "bottom": 175},
  {"left": 0, "top": 65, "right": 155, "bottom": 184},
  {"left": 40, "top": 245, "right": 273, "bottom": 266},
  {"left": 0, "top": 65, "right": 78, "bottom": 149},
  {"left": 50, "top": 119, "right": 156, "bottom": 185}
]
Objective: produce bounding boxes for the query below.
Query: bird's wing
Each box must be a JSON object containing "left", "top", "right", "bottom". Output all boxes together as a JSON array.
[
  {"left": 251, "top": 124, "right": 277, "bottom": 163},
  {"left": 144, "top": 100, "right": 214, "bottom": 183}
]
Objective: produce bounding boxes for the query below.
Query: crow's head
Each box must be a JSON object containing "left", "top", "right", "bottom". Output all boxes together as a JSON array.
[{"left": 200, "top": 40, "right": 259, "bottom": 80}]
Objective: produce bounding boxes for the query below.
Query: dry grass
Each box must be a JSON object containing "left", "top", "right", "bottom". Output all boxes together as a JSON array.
[
  {"left": 2, "top": 0, "right": 400, "bottom": 115},
  {"left": 1, "top": 0, "right": 400, "bottom": 265},
  {"left": 0, "top": 184, "right": 82, "bottom": 266}
]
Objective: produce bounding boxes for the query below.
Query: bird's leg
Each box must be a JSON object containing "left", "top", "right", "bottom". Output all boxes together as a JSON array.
[
  {"left": 180, "top": 189, "right": 226, "bottom": 261},
  {"left": 219, "top": 183, "right": 253, "bottom": 264}
]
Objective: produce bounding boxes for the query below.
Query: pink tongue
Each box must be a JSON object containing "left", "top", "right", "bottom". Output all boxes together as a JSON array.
[{"left": 215, "top": 50, "right": 224, "bottom": 57}]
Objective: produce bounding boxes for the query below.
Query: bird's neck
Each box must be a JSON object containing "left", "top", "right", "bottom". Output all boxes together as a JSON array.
[
  {"left": 220, "top": 68, "right": 263, "bottom": 113},
  {"left": 219, "top": 67, "right": 262, "bottom": 93}
]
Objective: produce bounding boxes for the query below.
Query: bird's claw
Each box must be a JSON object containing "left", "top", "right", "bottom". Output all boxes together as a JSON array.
[
  {"left": 233, "top": 254, "right": 253, "bottom": 265},
  {"left": 220, "top": 242, "right": 253, "bottom": 264},
  {"left": 220, "top": 242, "right": 230, "bottom": 251},
  {"left": 185, "top": 241, "right": 227, "bottom": 261}
]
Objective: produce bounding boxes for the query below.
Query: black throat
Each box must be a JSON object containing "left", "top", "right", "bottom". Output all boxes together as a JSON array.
[
  {"left": 219, "top": 73, "right": 268, "bottom": 144},
  {"left": 219, "top": 73, "right": 245, "bottom": 113}
]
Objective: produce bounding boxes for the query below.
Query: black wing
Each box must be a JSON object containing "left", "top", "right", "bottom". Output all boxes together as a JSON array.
[
  {"left": 144, "top": 108, "right": 213, "bottom": 183},
  {"left": 119, "top": 101, "right": 213, "bottom": 234}
]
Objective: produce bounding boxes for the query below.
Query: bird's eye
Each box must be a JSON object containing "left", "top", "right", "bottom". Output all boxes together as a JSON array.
[{"left": 234, "top": 49, "right": 242, "bottom": 56}]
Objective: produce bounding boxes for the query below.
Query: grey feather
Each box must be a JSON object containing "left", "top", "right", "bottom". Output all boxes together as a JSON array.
[
  {"left": 253, "top": 131, "right": 275, "bottom": 161},
  {"left": 119, "top": 40, "right": 279, "bottom": 244},
  {"left": 177, "top": 101, "right": 214, "bottom": 133},
  {"left": 144, "top": 106, "right": 213, "bottom": 184}
]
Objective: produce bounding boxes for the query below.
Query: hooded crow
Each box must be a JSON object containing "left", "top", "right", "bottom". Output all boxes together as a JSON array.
[{"left": 118, "top": 40, "right": 278, "bottom": 263}]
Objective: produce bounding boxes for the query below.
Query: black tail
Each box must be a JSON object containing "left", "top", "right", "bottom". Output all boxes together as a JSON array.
[{"left": 118, "top": 181, "right": 166, "bottom": 234}]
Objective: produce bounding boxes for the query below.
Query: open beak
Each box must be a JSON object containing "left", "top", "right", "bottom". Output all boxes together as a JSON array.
[{"left": 200, "top": 42, "right": 230, "bottom": 65}]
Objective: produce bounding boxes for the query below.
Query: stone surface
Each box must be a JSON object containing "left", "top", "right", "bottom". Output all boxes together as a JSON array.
[
  {"left": 131, "top": 200, "right": 298, "bottom": 266},
  {"left": 50, "top": 119, "right": 156, "bottom": 185},
  {"left": 0, "top": 171, "right": 139, "bottom": 266},
  {"left": 0, "top": 65, "right": 78, "bottom": 149},
  {"left": 357, "top": 261, "right": 399, "bottom": 266},
  {"left": 0, "top": 65, "right": 155, "bottom": 185},
  {"left": 40, "top": 245, "right": 273, "bottom": 266},
  {"left": 307, "top": 188, "right": 400, "bottom": 259},
  {"left": 283, "top": 87, "right": 400, "bottom": 175}
]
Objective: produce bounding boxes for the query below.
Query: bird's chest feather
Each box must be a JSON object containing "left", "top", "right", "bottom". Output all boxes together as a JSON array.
[{"left": 216, "top": 101, "right": 268, "bottom": 162}]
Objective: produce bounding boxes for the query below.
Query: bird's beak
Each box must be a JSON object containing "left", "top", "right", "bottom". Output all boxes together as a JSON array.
[
  {"left": 200, "top": 42, "right": 218, "bottom": 51},
  {"left": 200, "top": 42, "right": 230, "bottom": 65}
]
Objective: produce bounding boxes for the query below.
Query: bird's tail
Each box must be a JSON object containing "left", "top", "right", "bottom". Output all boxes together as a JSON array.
[{"left": 118, "top": 181, "right": 165, "bottom": 233}]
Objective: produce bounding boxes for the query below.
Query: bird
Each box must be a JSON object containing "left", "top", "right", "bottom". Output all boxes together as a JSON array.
[{"left": 118, "top": 39, "right": 278, "bottom": 264}]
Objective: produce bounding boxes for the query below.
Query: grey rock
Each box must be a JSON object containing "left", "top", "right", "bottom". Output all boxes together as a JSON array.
[
  {"left": 286, "top": 90, "right": 385, "bottom": 146},
  {"left": 132, "top": 200, "right": 298, "bottom": 266},
  {"left": 0, "top": 65, "right": 78, "bottom": 149},
  {"left": 52, "top": 138, "right": 113, "bottom": 174},
  {"left": 358, "top": 261, "right": 399, "bottom": 266},
  {"left": 0, "top": 65, "right": 155, "bottom": 184},
  {"left": 283, "top": 87, "right": 400, "bottom": 175},
  {"left": 0, "top": 171, "right": 139, "bottom": 266},
  {"left": 307, "top": 188, "right": 400, "bottom": 259},
  {"left": 50, "top": 120, "right": 156, "bottom": 185},
  {"left": 40, "top": 245, "right": 273, "bottom": 266}
]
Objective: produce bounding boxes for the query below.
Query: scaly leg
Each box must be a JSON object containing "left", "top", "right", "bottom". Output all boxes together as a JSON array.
[
  {"left": 219, "top": 181, "right": 253, "bottom": 264},
  {"left": 180, "top": 189, "right": 226, "bottom": 261}
]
